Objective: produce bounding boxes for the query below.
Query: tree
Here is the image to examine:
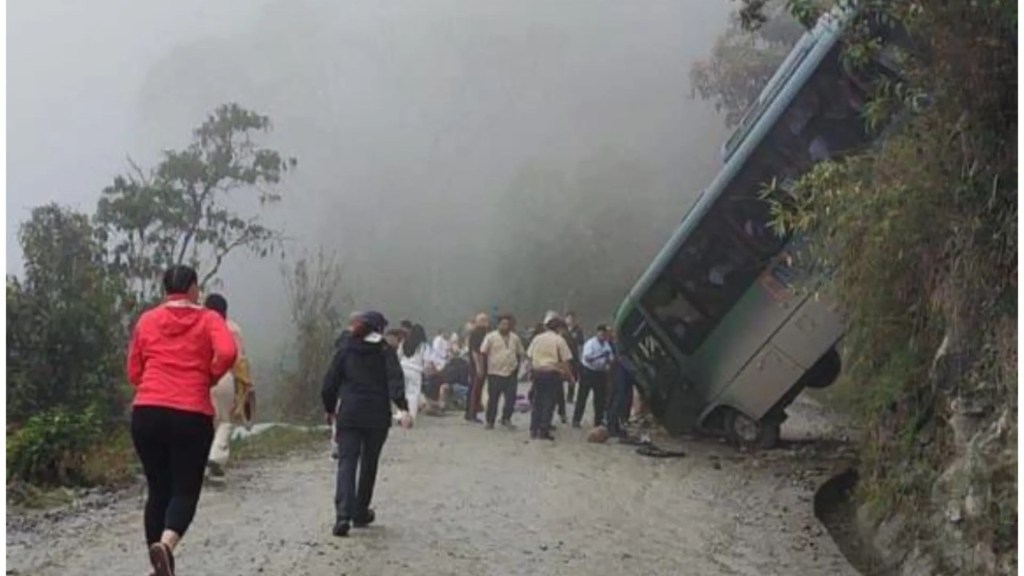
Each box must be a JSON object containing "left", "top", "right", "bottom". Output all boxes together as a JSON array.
[
  {"left": 274, "top": 249, "right": 349, "bottom": 422},
  {"left": 7, "top": 205, "right": 127, "bottom": 426},
  {"left": 95, "top": 104, "right": 297, "bottom": 304},
  {"left": 690, "top": 1, "right": 805, "bottom": 127}
]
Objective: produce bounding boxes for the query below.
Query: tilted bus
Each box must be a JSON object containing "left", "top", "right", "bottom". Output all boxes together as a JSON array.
[{"left": 614, "top": 8, "right": 902, "bottom": 448}]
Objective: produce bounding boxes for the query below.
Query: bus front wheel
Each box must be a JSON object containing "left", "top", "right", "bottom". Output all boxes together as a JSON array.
[{"left": 724, "top": 409, "right": 781, "bottom": 450}]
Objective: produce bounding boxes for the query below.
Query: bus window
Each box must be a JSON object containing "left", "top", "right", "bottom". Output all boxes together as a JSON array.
[
  {"left": 641, "top": 275, "right": 707, "bottom": 354},
  {"left": 638, "top": 218, "right": 770, "bottom": 354},
  {"left": 721, "top": 195, "right": 785, "bottom": 256},
  {"left": 719, "top": 156, "right": 789, "bottom": 257},
  {"left": 668, "top": 219, "right": 761, "bottom": 323}
]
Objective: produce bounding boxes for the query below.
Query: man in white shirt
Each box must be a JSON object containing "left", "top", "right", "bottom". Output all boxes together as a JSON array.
[
  {"left": 526, "top": 312, "right": 575, "bottom": 441},
  {"left": 572, "top": 324, "right": 614, "bottom": 428},
  {"left": 479, "top": 314, "right": 526, "bottom": 429}
]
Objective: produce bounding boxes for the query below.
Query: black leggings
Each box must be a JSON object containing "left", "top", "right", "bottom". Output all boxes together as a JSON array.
[{"left": 131, "top": 406, "right": 214, "bottom": 544}]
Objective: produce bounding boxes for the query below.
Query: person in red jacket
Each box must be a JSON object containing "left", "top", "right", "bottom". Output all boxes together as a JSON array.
[{"left": 127, "top": 265, "right": 237, "bottom": 576}]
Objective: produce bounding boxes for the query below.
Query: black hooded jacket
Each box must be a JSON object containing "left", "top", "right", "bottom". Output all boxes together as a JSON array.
[{"left": 322, "top": 336, "right": 409, "bottom": 429}]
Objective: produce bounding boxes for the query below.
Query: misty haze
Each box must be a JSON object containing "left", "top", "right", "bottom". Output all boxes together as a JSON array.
[
  {"left": 11, "top": 1, "right": 1011, "bottom": 575},
  {"left": 8, "top": 0, "right": 731, "bottom": 363}
]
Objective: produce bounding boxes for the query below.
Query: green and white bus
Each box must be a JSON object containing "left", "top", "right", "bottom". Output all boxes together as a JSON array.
[{"left": 614, "top": 9, "right": 900, "bottom": 448}]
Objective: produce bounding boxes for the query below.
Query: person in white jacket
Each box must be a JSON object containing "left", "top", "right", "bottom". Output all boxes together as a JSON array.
[
  {"left": 203, "top": 294, "right": 252, "bottom": 479},
  {"left": 396, "top": 324, "right": 429, "bottom": 420},
  {"left": 430, "top": 329, "right": 450, "bottom": 371}
]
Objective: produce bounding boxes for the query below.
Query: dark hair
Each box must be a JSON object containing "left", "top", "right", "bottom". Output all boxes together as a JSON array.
[
  {"left": 497, "top": 313, "right": 514, "bottom": 325},
  {"left": 204, "top": 293, "right": 228, "bottom": 319},
  {"left": 595, "top": 323, "right": 609, "bottom": 333},
  {"left": 403, "top": 324, "right": 427, "bottom": 357},
  {"left": 163, "top": 265, "right": 198, "bottom": 295}
]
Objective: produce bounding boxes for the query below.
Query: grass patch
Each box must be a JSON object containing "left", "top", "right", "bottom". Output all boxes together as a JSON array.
[
  {"left": 229, "top": 425, "right": 327, "bottom": 463},
  {"left": 8, "top": 428, "right": 139, "bottom": 510}
]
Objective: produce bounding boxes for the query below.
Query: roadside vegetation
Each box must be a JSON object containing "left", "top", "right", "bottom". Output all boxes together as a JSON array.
[
  {"left": 6, "top": 104, "right": 300, "bottom": 492},
  {"left": 705, "top": 1, "right": 1016, "bottom": 572}
]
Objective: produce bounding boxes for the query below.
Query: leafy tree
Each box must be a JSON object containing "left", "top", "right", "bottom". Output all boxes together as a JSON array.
[
  {"left": 95, "top": 104, "right": 297, "bottom": 304},
  {"left": 690, "top": 1, "right": 804, "bottom": 127},
  {"left": 6, "top": 205, "right": 127, "bottom": 426}
]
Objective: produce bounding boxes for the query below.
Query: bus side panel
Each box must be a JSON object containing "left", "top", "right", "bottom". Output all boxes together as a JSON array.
[
  {"left": 685, "top": 270, "right": 803, "bottom": 404},
  {"left": 718, "top": 343, "right": 804, "bottom": 420},
  {"left": 770, "top": 293, "right": 845, "bottom": 370}
]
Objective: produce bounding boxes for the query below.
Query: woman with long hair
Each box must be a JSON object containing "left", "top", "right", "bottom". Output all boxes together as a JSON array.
[
  {"left": 398, "top": 324, "right": 429, "bottom": 419},
  {"left": 127, "top": 265, "right": 238, "bottom": 576},
  {"left": 322, "top": 311, "right": 412, "bottom": 537}
]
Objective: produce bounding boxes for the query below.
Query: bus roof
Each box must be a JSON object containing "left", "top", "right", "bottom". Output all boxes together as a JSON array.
[{"left": 615, "top": 9, "right": 853, "bottom": 329}]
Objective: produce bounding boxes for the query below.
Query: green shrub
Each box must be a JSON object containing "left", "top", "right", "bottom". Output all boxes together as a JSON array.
[{"left": 8, "top": 407, "right": 105, "bottom": 486}]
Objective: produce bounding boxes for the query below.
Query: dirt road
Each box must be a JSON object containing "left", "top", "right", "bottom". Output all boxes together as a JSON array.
[{"left": 7, "top": 398, "right": 858, "bottom": 576}]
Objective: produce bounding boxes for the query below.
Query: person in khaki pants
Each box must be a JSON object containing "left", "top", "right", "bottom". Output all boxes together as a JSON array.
[{"left": 203, "top": 294, "right": 253, "bottom": 479}]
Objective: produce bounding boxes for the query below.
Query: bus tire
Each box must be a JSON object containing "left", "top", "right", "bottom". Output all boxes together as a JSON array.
[
  {"left": 804, "top": 348, "right": 842, "bottom": 390},
  {"left": 724, "top": 409, "right": 781, "bottom": 450}
]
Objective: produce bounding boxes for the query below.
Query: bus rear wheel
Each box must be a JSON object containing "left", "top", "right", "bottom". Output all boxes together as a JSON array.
[
  {"left": 724, "top": 409, "right": 781, "bottom": 450},
  {"left": 803, "top": 348, "right": 842, "bottom": 390}
]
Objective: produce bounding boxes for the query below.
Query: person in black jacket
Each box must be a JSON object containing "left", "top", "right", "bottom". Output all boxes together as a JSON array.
[{"left": 322, "top": 311, "right": 412, "bottom": 537}]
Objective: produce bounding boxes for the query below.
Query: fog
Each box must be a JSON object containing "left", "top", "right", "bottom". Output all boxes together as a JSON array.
[{"left": 8, "top": 0, "right": 733, "bottom": 361}]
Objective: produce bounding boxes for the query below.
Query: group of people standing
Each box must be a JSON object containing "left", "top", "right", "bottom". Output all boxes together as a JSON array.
[
  {"left": 427, "top": 309, "right": 635, "bottom": 441},
  {"left": 123, "top": 265, "right": 638, "bottom": 574},
  {"left": 519, "top": 311, "right": 632, "bottom": 441},
  {"left": 330, "top": 308, "right": 635, "bottom": 443}
]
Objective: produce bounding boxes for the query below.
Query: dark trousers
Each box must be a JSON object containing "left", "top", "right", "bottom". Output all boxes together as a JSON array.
[
  {"left": 485, "top": 374, "right": 517, "bottom": 425},
  {"left": 607, "top": 368, "right": 635, "bottom": 437},
  {"left": 131, "top": 406, "right": 214, "bottom": 544},
  {"left": 554, "top": 380, "right": 567, "bottom": 421},
  {"left": 335, "top": 426, "right": 389, "bottom": 523},
  {"left": 567, "top": 361, "right": 580, "bottom": 403},
  {"left": 530, "top": 372, "right": 560, "bottom": 436},
  {"left": 465, "top": 369, "right": 483, "bottom": 420},
  {"left": 573, "top": 367, "right": 609, "bottom": 427}
]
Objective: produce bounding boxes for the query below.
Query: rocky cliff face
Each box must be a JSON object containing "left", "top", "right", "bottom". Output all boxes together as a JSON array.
[{"left": 858, "top": 320, "right": 1017, "bottom": 576}]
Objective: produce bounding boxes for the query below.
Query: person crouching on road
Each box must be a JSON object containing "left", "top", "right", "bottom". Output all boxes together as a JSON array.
[
  {"left": 127, "top": 265, "right": 238, "bottom": 576},
  {"left": 202, "top": 293, "right": 253, "bottom": 479},
  {"left": 322, "top": 311, "right": 412, "bottom": 537},
  {"left": 526, "top": 312, "right": 575, "bottom": 441}
]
